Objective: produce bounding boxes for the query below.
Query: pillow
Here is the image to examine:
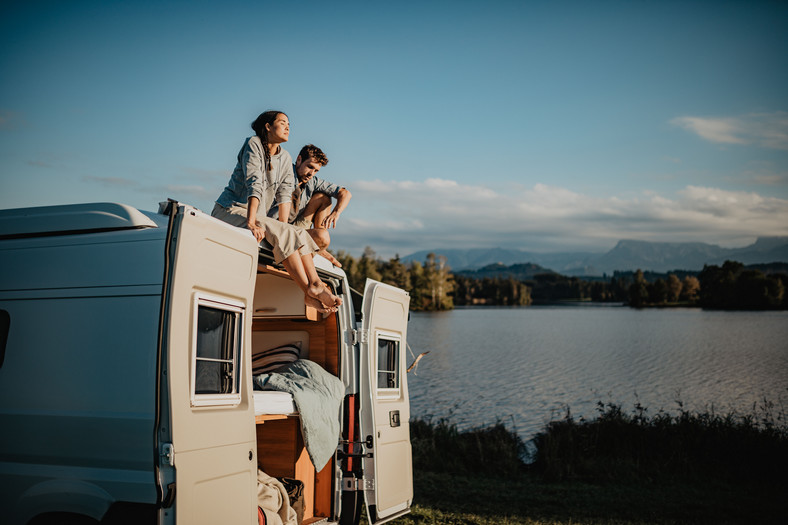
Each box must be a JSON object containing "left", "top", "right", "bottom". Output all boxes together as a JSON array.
[{"left": 252, "top": 341, "right": 301, "bottom": 375}]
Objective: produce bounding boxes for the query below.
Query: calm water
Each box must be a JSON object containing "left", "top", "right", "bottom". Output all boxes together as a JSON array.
[{"left": 406, "top": 305, "right": 788, "bottom": 442}]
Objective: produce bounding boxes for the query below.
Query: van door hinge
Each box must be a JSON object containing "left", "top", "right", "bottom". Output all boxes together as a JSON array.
[
  {"left": 342, "top": 476, "right": 374, "bottom": 492},
  {"left": 338, "top": 434, "right": 374, "bottom": 460},
  {"left": 161, "top": 443, "right": 175, "bottom": 467},
  {"left": 350, "top": 329, "right": 369, "bottom": 345}
]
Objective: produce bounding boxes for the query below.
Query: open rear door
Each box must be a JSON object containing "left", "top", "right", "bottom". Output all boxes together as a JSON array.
[
  {"left": 158, "top": 203, "right": 259, "bottom": 525},
  {"left": 358, "top": 280, "right": 413, "bottom": 524}
]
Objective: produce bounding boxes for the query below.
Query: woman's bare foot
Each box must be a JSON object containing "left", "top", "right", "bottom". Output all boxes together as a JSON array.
[
  {"left": 318, "top": 249, "right": 342, "bottom": 267},
  {"left": 305, "top": 294, "right": 337, "bottom": 313},
  {"left": 307, "top": 283, "right": 343, "bottom": 310}
]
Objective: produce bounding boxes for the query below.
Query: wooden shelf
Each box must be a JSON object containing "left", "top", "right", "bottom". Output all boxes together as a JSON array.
[
  {"left": 254, "top": 413, "right": 293, "bottom": 424},
  {"left": 302, "top": 518, "right": 329, "bottom": 525}
]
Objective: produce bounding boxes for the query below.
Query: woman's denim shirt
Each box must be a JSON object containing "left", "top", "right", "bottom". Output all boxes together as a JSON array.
[{"left": 216, "top": 136, "right": 294, "bottom": 215}]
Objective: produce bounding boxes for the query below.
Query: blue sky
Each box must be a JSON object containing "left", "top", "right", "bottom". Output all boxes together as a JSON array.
[{"left": 1, "top": 0, "right": 787, "bottom": 258}]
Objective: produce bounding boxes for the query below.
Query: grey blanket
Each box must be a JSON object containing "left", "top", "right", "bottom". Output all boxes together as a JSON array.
[{"left": 254, "top": 359, "right": 344, "bottom": 471}]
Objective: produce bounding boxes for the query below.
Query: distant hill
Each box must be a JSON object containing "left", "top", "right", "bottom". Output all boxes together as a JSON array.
[
  {"left": 454, "top": 262, "right": 556, "bottom": 280},
  {"left": 402, "top": 237, "right": 788, "bottom": 275},
  {"left": 401, "top": 248, "right": 600, "bottom": 275},
  {"left": 401, "top": 248, "right": 545, "bottom": 270}
]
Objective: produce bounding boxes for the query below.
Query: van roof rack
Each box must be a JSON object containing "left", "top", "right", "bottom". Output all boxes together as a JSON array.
[{"left": 0, "top": 202, "right": 158, "bottom": 239}]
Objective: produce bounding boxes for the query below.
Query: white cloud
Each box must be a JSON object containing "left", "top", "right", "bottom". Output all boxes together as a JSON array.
[
  {"left": 330, "top": 178, "right": 788, "bottom": 258},
  {"left": 740, "top": 162, "right": 788, "bottom": 187},
  {"left": 671, "top": 111, "right": 788, "bottom": 150},
  {"left": 671, "top": 116, "right": 744, "bottom": 144},
  {"left": 752, "top": 173, "right": 788, "bottom": 185}
]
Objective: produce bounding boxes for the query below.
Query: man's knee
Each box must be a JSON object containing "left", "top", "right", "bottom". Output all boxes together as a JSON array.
[{"left": 308, "top": 228, "right": 331, "bottom": 249}]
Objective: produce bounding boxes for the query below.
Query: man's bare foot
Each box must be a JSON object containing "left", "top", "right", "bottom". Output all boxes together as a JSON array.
[
  {"left": 307, "top": 283, "right": 343, "bottom": 309},
  {"left": 318, "top": 249, "right": 342, "bottom": 267},
  {"left": 305, "top": 294, "right": 337, "bottom": 313}
]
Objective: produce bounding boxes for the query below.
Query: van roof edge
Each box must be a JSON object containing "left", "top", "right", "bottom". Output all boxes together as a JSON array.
[{"left": 0, "top": 202, "right": 158, "bottom": 238}]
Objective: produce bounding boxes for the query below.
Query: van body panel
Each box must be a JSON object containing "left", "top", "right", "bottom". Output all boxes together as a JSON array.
[
  {"left": 0, "top": 202, "right": 158, "bottom": 238},
  {"left": 0, "top": 223, "right": 164, "bottom": 523},
  {"left": 0, "top": 231, "right": 167, "bottom": 292},
  {"left": 358, "top": 280, "right": 413, "bottom": 523},
  {"left": 161, "top": 206, "right": 259, "bottom": 525}
]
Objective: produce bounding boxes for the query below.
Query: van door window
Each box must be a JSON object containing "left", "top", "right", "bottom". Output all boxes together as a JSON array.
[
  {"left": 376, "top": 332, "right": 401, "bottom": 399},
  {"left": 192, "top": 296, "right": 244, "bottom": 407}
]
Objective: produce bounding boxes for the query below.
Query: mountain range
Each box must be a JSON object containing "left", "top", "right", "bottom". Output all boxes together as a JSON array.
[{"left": 401, "top": 237, "right": 788, "bottom": 276}]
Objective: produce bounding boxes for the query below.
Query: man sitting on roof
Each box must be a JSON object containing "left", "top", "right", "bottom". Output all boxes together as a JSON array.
[{"left": 269, "top": 144, "right": 351, "bottom": 267}]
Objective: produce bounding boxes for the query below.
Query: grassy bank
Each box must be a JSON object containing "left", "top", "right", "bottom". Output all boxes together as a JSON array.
[{"left": 397, "top": 402, "right": 788, "bottom": 524}]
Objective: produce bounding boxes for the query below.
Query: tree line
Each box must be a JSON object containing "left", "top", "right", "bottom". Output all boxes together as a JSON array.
[
  {"left": 697, "top": 260, "right": 787, "bottom": 310},
  {"left": 333, "top": 248, "right": 787, "bottom": 311},
  {"left": 625, "top": 262, "right": 787, "bottom": 309},
  {"left": 334, "top": 248, "right": 454, "bottom": 311}
]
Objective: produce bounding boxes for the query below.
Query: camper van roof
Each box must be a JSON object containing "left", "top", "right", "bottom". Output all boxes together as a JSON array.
[{"left": 0, "top": 202, "right": 158, "bottom": 239}]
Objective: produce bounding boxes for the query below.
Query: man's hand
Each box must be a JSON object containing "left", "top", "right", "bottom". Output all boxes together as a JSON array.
[
  {"left": 321, "top": 210, "right": 341, "bottom": 229},
  {"left": 320, "top": 187, "right": 351, "bottom": 229}
]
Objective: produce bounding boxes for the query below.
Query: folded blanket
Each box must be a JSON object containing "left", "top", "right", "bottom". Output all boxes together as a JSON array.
[{"left": 255, "top": 359, "right": 345, "bottom": 471}]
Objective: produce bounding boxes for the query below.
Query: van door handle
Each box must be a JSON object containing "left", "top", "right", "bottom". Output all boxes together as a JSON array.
[{"left": 389, "top": 410, "right": 400, "bottom": 427}]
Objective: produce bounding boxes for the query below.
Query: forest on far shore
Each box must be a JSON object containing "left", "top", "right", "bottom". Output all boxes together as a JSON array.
[{"left": 334, "top": 249, "right": 788, "bottom": 311}]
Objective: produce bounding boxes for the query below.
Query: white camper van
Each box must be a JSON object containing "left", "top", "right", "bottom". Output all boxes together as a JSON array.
[{"left": 0, "top": 201, "right": 413, "bottom": 525}]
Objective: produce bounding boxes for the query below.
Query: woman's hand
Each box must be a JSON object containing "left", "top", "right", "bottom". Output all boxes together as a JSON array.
[
  {"left": 247, "top": 221, "right": 265, "bottom": 242},
  {"left": 246, "top": 196, "right": 264, "bottom": 242}
]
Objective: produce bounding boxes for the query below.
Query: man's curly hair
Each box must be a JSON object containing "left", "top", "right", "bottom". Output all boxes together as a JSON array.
[{"left": 298, "top": 144, "right": 328, "bottom": 166}]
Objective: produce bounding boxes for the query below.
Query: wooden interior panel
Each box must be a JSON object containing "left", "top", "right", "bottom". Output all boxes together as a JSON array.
[
  {"left": 253, "top": 279, "right": 341, "bottom": 521},
  {"left": 256, "top": 417, "right": 301, "bottom": 478},
  {"left": 312, "top": 459, "right": 334, "bottom": 518},
  {"left": 295, "top": 441, "right": 316, "bottom": 519},
  {"left": 258, "top": 263, "right": 289, "bottom": 279},
  {"left": 323, "top": 313, "right": 339, "bottom": 375},
  {"left": 255, "top": 264, "right": 320, "bottom": 320},
  {"left": 256, "top": 417, "right": 317, "bottom": 519},
  {"left": 252, "top": 314, "right": 338, "bottom": 375}
]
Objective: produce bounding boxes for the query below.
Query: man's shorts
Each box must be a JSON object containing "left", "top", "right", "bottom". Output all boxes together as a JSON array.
[{"left": 291, "top": 211, "right": 312, "bottom": 229}]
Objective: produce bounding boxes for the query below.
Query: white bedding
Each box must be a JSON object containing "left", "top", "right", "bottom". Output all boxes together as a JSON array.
[{"left": 253, "top": 390, "right": 296, "bottom": 416}]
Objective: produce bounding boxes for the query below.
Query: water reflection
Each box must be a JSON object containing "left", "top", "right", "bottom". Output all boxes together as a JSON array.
[{"left": 406, "top": 306, "right": 788, "bottom": 441}]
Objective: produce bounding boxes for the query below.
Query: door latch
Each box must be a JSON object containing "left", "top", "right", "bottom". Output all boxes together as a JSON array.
[
  {"left": 342, "top": 476, "right": 375, "bottom": 492},
  {"left": 161, "top": 443, "right": 175, "bottom": 467}
]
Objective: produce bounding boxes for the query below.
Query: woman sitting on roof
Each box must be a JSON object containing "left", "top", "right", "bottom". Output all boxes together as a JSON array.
[{"left": 212, "top": 110, "right": 341, "bottom": 313}]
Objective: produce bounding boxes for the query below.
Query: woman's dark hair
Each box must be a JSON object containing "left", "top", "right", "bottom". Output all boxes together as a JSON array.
[{"left": 251, "top": 110, "right": 287, "bottom": 172}]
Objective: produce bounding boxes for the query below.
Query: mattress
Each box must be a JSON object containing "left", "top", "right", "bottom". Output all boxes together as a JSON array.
[{"left": 253, "top": 390, "right": 296, "bottom": 416}]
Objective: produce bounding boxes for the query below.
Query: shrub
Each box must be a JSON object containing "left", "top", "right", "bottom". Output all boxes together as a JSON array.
[
  {"left": 410, "top": 417, "right": 527, "bottom": 477},
  {"left": 530, "top": 400, "right": 788, "bottom": 485}
]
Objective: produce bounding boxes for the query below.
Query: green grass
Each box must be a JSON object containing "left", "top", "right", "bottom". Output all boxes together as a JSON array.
[
  {"left": 394, "top": 402, "right": 788, "bottom": 524},
  {"left": 399, "top": 470, "right": 786, "bottom": 525}
]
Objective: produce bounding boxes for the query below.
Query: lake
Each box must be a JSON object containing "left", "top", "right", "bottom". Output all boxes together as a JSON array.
[{"left": 405, "top": 305, "right": 788, "bottom": 444}]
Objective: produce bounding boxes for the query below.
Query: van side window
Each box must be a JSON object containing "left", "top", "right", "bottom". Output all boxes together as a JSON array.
[
  {"left": 192, "top": 297, "right": 244, "bottom": 407},
  {"left": 0, "top": 309, "right": 9, "bottom": 369},
  {"left": 376, "top": 334, "right": 401, "bottom": 398}
]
